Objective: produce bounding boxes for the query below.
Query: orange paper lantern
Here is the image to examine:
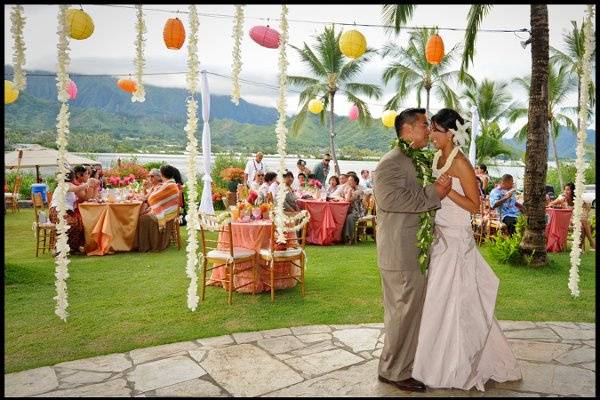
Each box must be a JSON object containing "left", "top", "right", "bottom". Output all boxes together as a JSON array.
[
  {"left": 117, "top": 78, "right": 137, "bottom": 93},
  {"left": 163, "top": 18, "right": 186, "bottom": 50},
  {"left": 426, "top": 34, "right": 445, "bottom": 65}
]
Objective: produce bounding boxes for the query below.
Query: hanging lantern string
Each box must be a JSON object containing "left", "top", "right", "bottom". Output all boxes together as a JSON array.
[{"left": 72, "top": 4, "right": 528, "bottom": 33}]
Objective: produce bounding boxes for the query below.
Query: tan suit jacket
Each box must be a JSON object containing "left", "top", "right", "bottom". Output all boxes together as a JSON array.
[{"left": 373, "top": 147, "right": 441, "bottom": 270}]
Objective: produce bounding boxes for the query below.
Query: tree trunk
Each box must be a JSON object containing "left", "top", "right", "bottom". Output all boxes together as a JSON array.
[
  {"left": 576, "top": 78, "right": 581, "bottom": 132},
  {"left": 328, "top": 91, "right": 340, "bottom": 176},
  {"left": 519, "top": 4, "right": 549, "bottom": 267},
  {"left": 426, "top": 87, "right": 431, "bottom": 116},
  {"left": 549, "top": 121, "right": 564, "bottom": 189}
]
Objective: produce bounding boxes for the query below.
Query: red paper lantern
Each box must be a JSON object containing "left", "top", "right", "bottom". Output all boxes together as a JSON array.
[
  {"left": 249, "top": 25, "right": 280, "bottom": 49},
  {"left": 163, "top": 18, "right": 186, "bottom": 50},
  {"left": 117, "top": 78, "right": 137, "bottom": 93},
  {"left": 426, "top": 34, "right": 445, "bottom": 65}
]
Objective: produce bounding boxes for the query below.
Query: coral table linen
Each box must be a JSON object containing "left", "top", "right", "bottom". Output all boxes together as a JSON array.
[
  {"left": 207, "top": 220, "right": 299, "bottom": 293},
  {"left": 297, "top": 199, "right": 350, "bottom": 245},
  {"left": 79, "top": 201, "right": 142, "bottom": 256},
  {"left": 545, "top": 208, "right": 573, "bottom": 253}
]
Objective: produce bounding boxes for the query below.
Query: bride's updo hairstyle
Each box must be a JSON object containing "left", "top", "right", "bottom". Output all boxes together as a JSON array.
[{"left": 430, "top": 108, "right": 464, "bottom": 133}]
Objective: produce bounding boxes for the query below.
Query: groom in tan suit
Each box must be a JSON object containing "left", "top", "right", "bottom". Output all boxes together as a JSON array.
[{"left": 372, "top": 108, "right": 451, "bottom": 392}]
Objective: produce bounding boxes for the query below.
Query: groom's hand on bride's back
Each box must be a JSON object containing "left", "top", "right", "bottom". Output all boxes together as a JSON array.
[{"left": 433, "top": 173, "right": 452, "bottom": 199}]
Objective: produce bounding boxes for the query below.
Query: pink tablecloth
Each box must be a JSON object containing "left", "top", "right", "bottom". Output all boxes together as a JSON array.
[
  {"left": 297, "top": 199, "right": 350, "bottom": 245},
  {"left": 545, "top": 208, "right": 573, "bottom": 252},
  {"left": 207, "top": 220, "right": 299, "bottom": 293}
]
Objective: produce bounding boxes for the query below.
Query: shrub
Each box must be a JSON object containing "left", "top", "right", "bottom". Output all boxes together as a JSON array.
[
  {"left": 5, "top": 171, "right": 37, "bottom": 200},
  {"left": 486, "top": 215, "right": 528, "bottom": 265},
  {"left": 142, "top": 161, "right": 166, "bottom": 171},
  {"left": 104, "top": 162, "right": 148, "bottom": 181},
  {"left": 211, "top": 153, "right": 247, "bottom": 190}
]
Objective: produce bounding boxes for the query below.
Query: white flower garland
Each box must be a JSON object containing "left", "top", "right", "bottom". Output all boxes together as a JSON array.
[
  {"left": 274, "top": 5, "right": 290, "bottom": 244},
  {"left": 432, "top": 146, "right": 460, "bottom": 177},
  {"left": 231, "top": 5, "right": 245, "bottom": 105},
  {"left": 132, "top": 5, "right": 146, "bottom": 102},
  {"left": 568, "top": 4, "right": 595, "bottom": 298},
  {"left": 54, "top": 5, "right": 72, "bottom": 322},
  {"left": 185, "top": 5, "right": 200, "bottom": 312},
  {"left": 11, "top": 5, "right": 26, "bottom": 91}
]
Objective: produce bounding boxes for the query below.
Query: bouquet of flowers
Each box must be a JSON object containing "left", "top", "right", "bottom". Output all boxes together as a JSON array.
[
  {"left": 307, "top": 178, "right": 322, "bottom": 189},
  {"left": 303, "top": 178, "right": 323, "bottom": 199},
  {"left": 106, "top": 174, "right": 137, "bottom": 188},
  {"left": 220, "top": 167, "right": 245, "bottom": 192}
]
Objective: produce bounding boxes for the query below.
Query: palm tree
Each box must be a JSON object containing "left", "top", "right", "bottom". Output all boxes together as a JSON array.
[
  {"left": 509, "top": 63, "right": 578, "bottom": 189},
  {"left": 288, "top": 26, "right": 382, "bottom": 176},
  {"left": 550, "top": 20, "right": 596, "bottom": 132},
  {"left": 380, "top": 27, "right": 474, "bottom": 114},
  {"left": 463, "top": 79, "right": 516, "bottom": 162},
  {"left": 382, "top": 4, "right": 550, "bottom": 266}
]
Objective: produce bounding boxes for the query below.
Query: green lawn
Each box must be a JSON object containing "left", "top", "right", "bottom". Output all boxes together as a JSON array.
[{"left": 4, "top": 209, "right": 595, "bottom": 373}]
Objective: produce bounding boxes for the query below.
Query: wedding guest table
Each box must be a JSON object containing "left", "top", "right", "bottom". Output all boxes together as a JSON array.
[
  {"left": 79, "top": 200, "right": 142, "bottom": 256},
  {"left": 545, "top": 207, "right": 573, "bottom": 253},
  {"left": 207, "top": 219, "right": 299, "bottom": 293},
  {"left": 297, "top": 199, "right": 350, "bottom": 245}
]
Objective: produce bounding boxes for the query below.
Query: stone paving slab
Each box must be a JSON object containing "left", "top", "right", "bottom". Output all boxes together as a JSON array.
[{"left": 5, "top": 321, "right": 596, "bottom": 397}]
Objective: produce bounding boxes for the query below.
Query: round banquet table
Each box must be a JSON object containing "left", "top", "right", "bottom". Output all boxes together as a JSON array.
[
  {"left": 545, "top": 207, "right": 573, "bottom": 253},
  {"left": 79, "top": 201, "right": 142, "bottom": 256},
  {"left": 207, "top": 220, "right": 299, "bottom": 293},
  {"left": 297, "top": 199, "right": 350, "bottom": 245}
]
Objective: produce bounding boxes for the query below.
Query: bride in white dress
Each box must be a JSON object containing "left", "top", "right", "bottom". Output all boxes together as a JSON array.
[{"left": 411, "top": 109, "right": 522, "bottom": 391}]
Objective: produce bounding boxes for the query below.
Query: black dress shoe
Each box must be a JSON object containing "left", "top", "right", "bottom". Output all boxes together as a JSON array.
[{"left": 378, "top": 375, "right": 426, "bottom": 392}]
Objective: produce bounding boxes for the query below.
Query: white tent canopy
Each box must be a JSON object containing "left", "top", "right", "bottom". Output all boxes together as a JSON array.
[{"left": 4, "top": 144, "right": 101, "bottom": 169}]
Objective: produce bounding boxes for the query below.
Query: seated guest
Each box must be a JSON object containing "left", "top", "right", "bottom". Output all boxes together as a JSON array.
[
  {"left": 249, "top": 171, "right": 265, "bottom": 193},
  {"left": 137, "top": 165, "right": 180, "bottom": 252},
  {"left": 282, "top": 171, "right": 300, "bottom": 212},
  {"left": 342, "top": 175, "right": 366, "bottom": 243},
  {"left": 140, "top": 169, "right": 162, "bottom": 214},
  {"left": 331, "top": 173, "right": 349, "bottom": 199},
  {"left": 359, "top": 169, "right": 373, "bottom": 189},
  {"left": 298, "top": 173, "right": 307, "bottom": 189},
  {"left": 258, "top": 171, "right": 278, "bottom": 204},
  {"left": 489, "top": 174, "right": 524, "bottom": 235},
  {"left": 327, "top": 175, "right": 340, "bottom": 197},
  {"left": 86, "top": 166, "right": 102, "bottom": 200},
  {"left": 548, "top": 182, "right": 595, "bottom": 251},
  {"left": 49, "top": 166, "right": 94, "bottom": 254},
  {"left": 297, "top": 159, "right": 312, "bottom": 177}
]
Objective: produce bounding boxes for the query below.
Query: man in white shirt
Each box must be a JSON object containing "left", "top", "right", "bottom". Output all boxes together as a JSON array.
[
  {"left": 244, "top": 152, "right": 265, "bottom": 188},
  {"left": 359, "top": 169, "right": 373, "bottom": 189}
]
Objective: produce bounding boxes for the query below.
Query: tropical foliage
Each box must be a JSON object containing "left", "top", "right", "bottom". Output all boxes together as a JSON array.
[{"left": 288, "top": 26, "right": 382, "bottom": 175}]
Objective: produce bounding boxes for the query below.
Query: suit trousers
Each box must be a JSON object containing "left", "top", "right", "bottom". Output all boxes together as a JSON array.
[{"left": 378, "top": 268, "right": 427, "bottom": 381}]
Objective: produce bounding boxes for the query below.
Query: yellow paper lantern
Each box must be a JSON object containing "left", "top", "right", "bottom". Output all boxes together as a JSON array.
[
  {"left": 66, "top": 8, "right": 94, "bottom": 40},
  {"left": 5, "top": 80, "right": 19, "bottom": 104},
  {"left": 308, "top": 98, "right": 324, "bottom": 114},
  {"left": 339, "top": 30, "right": 367, "bottom": 59},
  {"left": 382, "top": 110, "right": 397, "bottom": 128}
]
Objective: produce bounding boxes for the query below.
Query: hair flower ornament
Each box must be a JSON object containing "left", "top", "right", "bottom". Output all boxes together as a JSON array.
[{"left": 449, "top": 119, "right": 471, "bottom": 147}]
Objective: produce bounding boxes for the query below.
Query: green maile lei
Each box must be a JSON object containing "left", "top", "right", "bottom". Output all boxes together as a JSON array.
[{"left": 393, "top": 137, "right": 436, "bottom": 275}]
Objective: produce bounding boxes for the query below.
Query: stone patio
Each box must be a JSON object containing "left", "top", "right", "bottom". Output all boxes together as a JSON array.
[{"left": 4, "top": 321, "right": 595, "bottom": 397}]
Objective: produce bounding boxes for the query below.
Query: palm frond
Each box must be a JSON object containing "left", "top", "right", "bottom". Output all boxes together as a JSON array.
[
  {"left": 381, "top": 4, "right": 416, "bottom": 35},
  {"left": 290, "top": 105, "right": 310, "bottom": 137},
  {"left": 384, "top": 91, "right": 409, "bottom": 111},
  {"left": 345, "top": 91, "right": 373, "bottom": 128},
  {"left": 287, "top": 75, "right": 320, "bottom": 90},
  {"left": 460, "top": 4, "right": 493, "bottom": 80},
  {"left": 344, "top": 82, "right": 383, "bottom": 100}
]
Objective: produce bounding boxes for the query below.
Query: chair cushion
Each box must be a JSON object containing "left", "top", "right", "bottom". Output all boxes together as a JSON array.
[
  {"left": 38, "top": 222, "right": 56, "bottom": 229},
  {"left": 206, "top": 248, "right": 255, "bottom": 260},
  {"left": 259, "top": 247, "right": 303, "bottom": 259}
]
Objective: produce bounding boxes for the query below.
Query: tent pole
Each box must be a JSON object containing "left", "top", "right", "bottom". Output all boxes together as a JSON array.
[{"left": 36, "top": 166, "right": 42, "bottom": 183}]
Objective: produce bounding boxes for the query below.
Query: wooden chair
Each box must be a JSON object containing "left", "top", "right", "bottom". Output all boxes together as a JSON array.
[
  {"left": 46, "top": 191, "right": 53, "bottom": 207},
  {"left": 5, "top": 175, "right": 22, "bottom": 213},
  {"left": 258, "top": 217, "right": 308, "bottom": 302},
  {"left": 32, "top": 192, "right": 56, "bottom": 257},
  {"left": 199, "top": 213, "right": 257, "bottom": 305},
  {"left": 168, "top": 207, "right": 182, "bottom": 250},
  {"left": 472, "top": 197, "right": 487, "bottom": 245},
  {"left": 354, "top": 194, "right": 377, "bottom": 243}
]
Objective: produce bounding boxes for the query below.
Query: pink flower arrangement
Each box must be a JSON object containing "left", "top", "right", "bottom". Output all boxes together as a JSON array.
[
  {"left": 107, "top": 174, "right": 136, "bottom": 188},
  {"left": 308, "top": 178, "right": 322, "bottom": 189}
]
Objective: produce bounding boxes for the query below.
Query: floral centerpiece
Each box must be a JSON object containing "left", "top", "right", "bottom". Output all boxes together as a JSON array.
[
  {"left": 106, "top": 174, "right": 137, "bottom": 188},
  {"left": 220, "top": 167, "right": 245, "bottom": 192},
  {"left": 302, "top": 178, "right": 323, "bottom": 199}
]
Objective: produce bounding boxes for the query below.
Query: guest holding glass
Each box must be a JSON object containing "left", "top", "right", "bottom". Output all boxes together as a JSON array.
[
  {"left": 548, "top": 182, "right": 595, "bottom": 251},
  {"left": 327, "top": 175, "right": 340, "bottom": 197},
  {"left": 489, "top": 174, "right": 524, "bottom": 235},
  {"left": 297, "top": 159, "right": 312, "bottom": 177}
]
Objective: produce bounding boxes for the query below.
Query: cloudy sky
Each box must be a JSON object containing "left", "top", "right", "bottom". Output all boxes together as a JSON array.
[{"left": 4, "top": 4, "right": 595, "bottom": 136}]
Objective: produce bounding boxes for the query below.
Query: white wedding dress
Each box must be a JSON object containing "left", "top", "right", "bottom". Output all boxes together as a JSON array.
[{"left": 411, "top": 176, "right": 522, "bottom": 391}]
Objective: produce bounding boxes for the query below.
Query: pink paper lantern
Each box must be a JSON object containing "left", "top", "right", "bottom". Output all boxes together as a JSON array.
[
  {"left": 249, "top": 25, "right": 280, "bottom": 49},
  {"left": 67, "top": 80, "right": 78, "bottom": 100},
  {"left": 349, "top": 104, "right": 359, "bottom": 121}
]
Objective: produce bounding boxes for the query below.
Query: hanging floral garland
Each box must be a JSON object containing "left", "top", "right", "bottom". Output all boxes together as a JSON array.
[
  {"left": 10, "top": 4, "right": 26, "bottom": 91},
  {"left": 273, "top": 5, "right": 290, "bottom": 244},
  {"left": 132, "top": 5, "right": 146, "bottom": 102},
  {"left": 184, "top": 4, "right": 200, "bottom": 312},
  {"left": 568, "top": 4, "right": 595, "bottom": 298},
  {"left": 231, "top": 5, "right": 245, "bottom": 105},
  {"left": 54, "top": 5, "right": 72, "bottom": 322}
]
